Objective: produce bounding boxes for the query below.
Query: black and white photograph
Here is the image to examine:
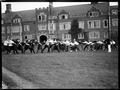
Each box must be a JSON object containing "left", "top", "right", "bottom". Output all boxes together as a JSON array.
[{"left": 1, "top": 1, "right": 118, "bottom": 89}]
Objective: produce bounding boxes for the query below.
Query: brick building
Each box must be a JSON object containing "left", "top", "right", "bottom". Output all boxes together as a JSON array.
[{"left": 1, "top": 2, "right": 118, "bottom": 42}]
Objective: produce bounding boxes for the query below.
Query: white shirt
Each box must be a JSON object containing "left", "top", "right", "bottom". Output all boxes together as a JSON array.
[
  {"left": 97, "top": 41, "right": 103, "bottom": 44},
  {"left": 46, "top": 40, "right": 50, "bottom": 45},
  {"left": 49, "top": 39, "right": 54, "bottom": 44},
  {"left": 70, "top": 42, "right": 75, "bottom": 46},
  {"left": 74, "top": 41, "right": 79, "bottom": 45},
  {"left": 111, "top": 41, "right": 115, "bottom": 45},
  {"left": 8, "top": 40, "right": 14, "bottom": 46},
  {"left": 65, "top": 40, "right": 70, "bottom": 46},
  {"left": 53, "top": 40, "right": 57, "bottom": 44},
  {"left": 83, "top": 41, "right": 88, "bottom": 44},
  {"left": 4, "top": 40, "right": 9, "bottom": 46}
]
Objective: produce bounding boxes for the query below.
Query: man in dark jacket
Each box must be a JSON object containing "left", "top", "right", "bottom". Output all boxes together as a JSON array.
[{"left": 104, "top": 38, "right": 111, "bottom": 52}]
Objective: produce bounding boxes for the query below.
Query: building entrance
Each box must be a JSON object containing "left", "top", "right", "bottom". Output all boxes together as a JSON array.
[{"left": 39, "top": 35, "right": 47, "bottom": 43}]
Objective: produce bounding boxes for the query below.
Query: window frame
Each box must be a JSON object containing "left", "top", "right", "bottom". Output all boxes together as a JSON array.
[
  {"left": 7, "top": 26, "right": 11, "bottom": 34},
  {"left": 38, "top": 24, "right": 47, "bottom": 31},
  {"left": 88, "top": 11, "right": 99, "bottom": 17},
  {"left": 2, "top": 20, "right": 4, "bottom": 24},
  {"left": 89, "top": 31, "right": 100, "bottom": 39},
  {"left": 78, "top": 33, "right": 84, "bottom": 39},
  {"left": 13, "top": 18, "right": 21, "bottom": 23},
  {"left": 11, "top": 26, "right": 21, "bottom": 33},
  {"left": 48, "top": 22, "right": 56, "bottom": 31},
  {"left": 59, "top": 14, "right": 68, "bottom": 20},
  {"left": 112, "top": 18, "right": 118, "bottom": 26},
  {"left": 103, "top": 32, "right": 108, "bottom": 38},
  {"left": 38, "top": 13, "right": 47, "bottom": 22},
  {"left": 111, "top": 9, "right": 118, "bottom": 15},
  {"left": 88, "top": 20, "right": 100, "bottom": 29},
  {"left": 78, "top": 21, "right": 84, "bottom": 29},
  {"left": 2, "top": 26, "right": 5, "bottom": 34},
  {"left": 59, "top": 22, "right": 71, "bottom": 30},
  {"left": 24, "top": 25, "right": 30, "bottom": 32},
  {"left": 103, "top": 19, "right": 108, "bottom": 28}
]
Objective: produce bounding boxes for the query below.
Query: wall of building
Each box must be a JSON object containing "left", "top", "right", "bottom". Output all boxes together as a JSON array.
[{"left": 2, "top": 3, "right": 118, "bottom": 42}]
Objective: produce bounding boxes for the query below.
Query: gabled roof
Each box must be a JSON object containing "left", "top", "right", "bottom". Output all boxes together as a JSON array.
[
  {"left": 14, "top": 10, "right": 36, "bottom": 21},
  {"left": 2, "top": 9, "right": 36, "bottom": 23},
  {"left": 53, "top": 2, "right": 109, "bottom": 16},
  {"left": 2, "top": 2, "right": 118, "bottom": 23}
]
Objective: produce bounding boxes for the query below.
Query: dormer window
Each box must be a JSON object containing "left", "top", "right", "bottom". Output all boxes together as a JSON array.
[
  {"left": 59, "top": 10, "right": 69, "bottom": 20},
  {"left": 38, "top": 13, "right": 46, "bottom": 21},
  {"left": 87, "top": 7, "right": 100, "bottom": 18},
  {"left": 13, "top": 18, "right": 21, "bottom": 23},
  {"left": 59, "top": 14, "right": 68, "bottom": 20},
  {"left": 111, "top": 9, "right": 118, "bottom": 15},
  {"left": 62, "top": 15, "right": 65, "bottom": 19},
  {"left": 88, "top": 11, "right": 99, "bottom": 17}
]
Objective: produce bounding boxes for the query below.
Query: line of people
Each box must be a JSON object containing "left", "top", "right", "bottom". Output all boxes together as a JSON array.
[{"left": 2, "top": 38, "right": 118, "bottom": 54}]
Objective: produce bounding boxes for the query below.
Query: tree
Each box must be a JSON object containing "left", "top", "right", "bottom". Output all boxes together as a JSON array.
[{"left": 69, "top": 19, "right": 83, "bottom": 42}]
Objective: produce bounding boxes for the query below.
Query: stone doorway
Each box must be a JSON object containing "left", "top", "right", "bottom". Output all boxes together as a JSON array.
[{"left": 39, "top": 35, "right": 47, "bottom": 43}]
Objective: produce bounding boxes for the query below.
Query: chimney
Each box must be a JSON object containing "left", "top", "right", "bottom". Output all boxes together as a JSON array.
[
  {"left": 49, "top": 2, "right": 53, "bottom": 16},
  {"left": 5, "top": 4, "right": 11, "bottom": 13},
  {"left": 91, "top": 2, "right": 98, "bottom": 4}
]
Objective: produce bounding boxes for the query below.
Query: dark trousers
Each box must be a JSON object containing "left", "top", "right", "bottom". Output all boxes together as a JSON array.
[
  {"left": 41, "top": 44, "right": 52, "bottom": 53},
  {"left": 51, "top": 44, "right": 60, "bottom": 52}
]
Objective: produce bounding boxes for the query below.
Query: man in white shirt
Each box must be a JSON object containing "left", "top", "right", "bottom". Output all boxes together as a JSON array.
[
  {"left": 8, "top": 39, "right": 15, "bottom": 46},
  {"left": 3, "top": 40, "right": 9, "bottom": 54},
  {"left": 4, "top": 40, "right": 9, "bottom": 46},
  {"left": 7, "top": 39, "right": 15, "bottom": 54}
]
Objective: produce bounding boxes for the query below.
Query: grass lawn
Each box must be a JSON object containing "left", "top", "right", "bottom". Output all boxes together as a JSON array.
[{"left": 2, "top": 50, "right": 118, "bottom": 89}]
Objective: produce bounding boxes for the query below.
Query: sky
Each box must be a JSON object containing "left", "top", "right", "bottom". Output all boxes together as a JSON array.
[{"left": 1, "top": 2, "right": 118, "bottom": 13}]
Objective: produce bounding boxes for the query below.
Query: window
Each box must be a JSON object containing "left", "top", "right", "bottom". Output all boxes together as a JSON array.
[
  {"left": 89, "top": 31, "right": 100, "bottom": 39},
  {"left": 25, "top": 36, "right": 27, "bottom": 39},
  {"left": 112, "top": 19, "right": 118, "bottom": 26},
  {"left": 49, "top": 35, "right": 55, "bottom": 39},
  {"left": 12, "top": 36, "right": 20, "bottom": 40},
  {"left": 88, "top": 21, "right": 93, "bottom": 28},
  {"left": 79, "top": 21, "right": 84, "bottom": 29},
  {"left": 66, "top": 34, "right": 71, "bottom": 40},
  {"left": 1, "top": 20, "right": 4, "bottom": 24},
  {"left": 49, "top": 30, "right": 55, "bottom": 34},
  {"left": 59, "top": 14, "right": 68, "bottom": 20},
  {"left": 38, "top": 16, "right": 41, "bottom": 21},
  {"left": 103, "top": 32, "right": 108, "bottom": 38},
  {"left": 7, "top": 26, "right": 11, "bottom": 33},
  {"left": 88, "top": 11, "right": 99, "bottom": 17},
  {"left": 61, "top": 15, "right": 65, "bottom": 19},
  {"left": 38, "top": 13, "right": 46, "bottom": 21},
  {"left": 48, "top": 22, "right": 56, "bottom": 30},
  {"left": 26, "top": 35, "right": 32, "bottom": 40},
  {"left": 78, "top": 33, "right": 84, "bottom": 39},
  {"left": 13, "top": 18, "right": 21, "bottom": 23},
  {"left": 24, "top": 25, "right": 30, "bottom": 32},
  {"left": 103, "top": 19, "right": 108, "bottom": 28},
  {"left": 2, "top": 36, "right": 6, "bottom": 41},
  {"left": 59, "top": 22, "right": 71, "bottom": 30},
  {"left": 2, "top": 27, "right": 5, "bottom": 34},
  {"left": 111, "top": 9, "right": 118, "bottom": 15},
  {"left": 88, "top": 20, "right": 100, "bottom": 29},
  {"left": 38, "top": 24, "right": 47, "bottom": 30},
  {"left": 12, "top": 26, "right": 21, "bottom": 33},
  {"left": 62, "top": 33, "right": 71, "bottom": 40}
]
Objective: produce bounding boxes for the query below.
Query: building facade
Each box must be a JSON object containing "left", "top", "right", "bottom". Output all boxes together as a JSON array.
[{"left": 1, "top": 2, "right": 118, "bottom": 42}]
